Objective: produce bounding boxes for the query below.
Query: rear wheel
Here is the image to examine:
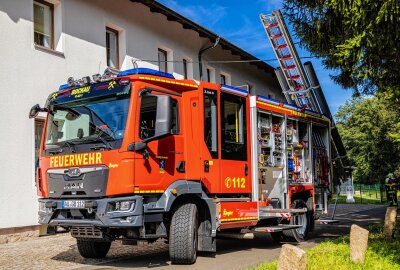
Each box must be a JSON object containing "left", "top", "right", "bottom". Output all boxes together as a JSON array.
[
  {"left": 76, "top": 239, "right": 111, "bottom": 258},
  {"left": 283, "top": 199, "right": 310, "bottom": 241},
  {"left": 169, "top": 203, "right": 198, "bottom": 264}
]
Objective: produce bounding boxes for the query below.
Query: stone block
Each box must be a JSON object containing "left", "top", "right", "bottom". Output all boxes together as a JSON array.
[
  {"left": 383, "top": 206, "right": 397, "bottom": 238},
  {"left": 350, "top": 224, "right": 369, "bottom": 263},
  {"left": 277, "top": 244, "right": 307, "bottom": 270}
]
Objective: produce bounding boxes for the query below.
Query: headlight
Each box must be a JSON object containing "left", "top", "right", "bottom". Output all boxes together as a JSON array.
[{"left": 108, "top": 201, "right": 135, "bottom": 213}]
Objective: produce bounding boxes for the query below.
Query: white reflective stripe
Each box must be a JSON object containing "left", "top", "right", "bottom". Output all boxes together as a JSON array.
[
  {"left": 47, "top": 166, "right": 106, "bottom": 174},
  {"left": 257, "top": 96, "right": 281, "bottom": 105},
  {"left": 221, "top": 85, "right": 248, "bottom": 97}
]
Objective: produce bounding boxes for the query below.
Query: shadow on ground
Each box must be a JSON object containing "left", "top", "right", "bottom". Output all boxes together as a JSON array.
[{"left": 50, "top": 206, "right": 387, "bottom": 269}]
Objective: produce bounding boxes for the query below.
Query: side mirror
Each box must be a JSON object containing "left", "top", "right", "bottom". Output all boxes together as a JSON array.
[
  {"left": 141, "top": 94, "right": 172, "bottom": 143},
  {"left": 128, "top": 94, "right": 173, "bottom": 152},
  {"left": 153, "top": 95, "right": 173, "bottom": 138},
  {"left": 29, "top": 104, "right": 42, "bottom": 119}
]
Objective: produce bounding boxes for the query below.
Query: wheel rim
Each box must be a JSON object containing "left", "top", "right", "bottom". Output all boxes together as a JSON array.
[{"left": 294, "top": 213, "right": 307, "bottom": 236}]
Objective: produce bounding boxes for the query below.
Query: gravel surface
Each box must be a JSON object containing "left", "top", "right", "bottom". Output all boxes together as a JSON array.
[{"left": 0, "top": 234, "right": 168, "bottom": 270}]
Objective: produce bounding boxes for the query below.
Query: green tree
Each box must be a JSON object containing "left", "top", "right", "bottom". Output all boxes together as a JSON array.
[
  {"left": 283, "top": 0, "right": 400, "bottom": 100},
  {"left": 335, "top": 95, "right": 400, "bottom": 183}
]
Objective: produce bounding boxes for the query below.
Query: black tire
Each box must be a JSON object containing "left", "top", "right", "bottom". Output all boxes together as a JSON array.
[
  {"left": 283, "top": 199, "right": 310, "bottom": 242},
  {"left": 169, "top": 203, "right": 198, "bottom": 264},
  {"left": 270, "top": 231, "right": 286, "bottom": 243},
  {"left": 76, "top": 239, "right": 111, "bottom": 258}
]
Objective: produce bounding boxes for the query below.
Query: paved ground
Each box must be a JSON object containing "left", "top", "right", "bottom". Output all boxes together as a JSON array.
[{"left": 0, "top": 204, "right": 387, "bottom": 270}]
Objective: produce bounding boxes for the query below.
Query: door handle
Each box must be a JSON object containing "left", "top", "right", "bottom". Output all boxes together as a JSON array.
[{"left": 244, "top": 164, "right": 248, "bottom": 176}]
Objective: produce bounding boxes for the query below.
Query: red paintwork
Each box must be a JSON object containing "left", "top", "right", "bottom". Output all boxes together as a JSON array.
[
  {"left": 37, "top": 74, "right": 252, "bottom": 197},
  {"left": 218, "top": 201, "right": 258, "bottom": 228}
]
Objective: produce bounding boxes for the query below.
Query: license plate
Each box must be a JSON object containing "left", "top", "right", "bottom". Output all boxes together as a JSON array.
[{"left": 62, "top": 200, "right": 85, "bottom": 209}]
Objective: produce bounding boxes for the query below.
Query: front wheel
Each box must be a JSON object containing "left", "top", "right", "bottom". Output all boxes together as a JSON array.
[
  {"left": 169, "top": 203, "right": 198, "bottom": 264},
  {"left": 76, "top": 239, "right": 111, "bottom": 258}
]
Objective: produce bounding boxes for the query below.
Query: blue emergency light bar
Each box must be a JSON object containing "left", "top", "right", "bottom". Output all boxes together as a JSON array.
[
  {"left": 117, "top": 68, "right": 175, "bottom": 79},
  {"left": 59, "top": 84, "right": 70, "bottom": 91},
  {"left": 58, "top": 68, "right": 175, "bottom": 91}
]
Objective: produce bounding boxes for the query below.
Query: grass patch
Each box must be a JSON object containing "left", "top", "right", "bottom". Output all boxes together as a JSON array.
[
  {"left": 250, "top": 223, "right": 400, "bottom": 270},
  {"left": 333, "top": 193, "right": 385, "bottom": 205}
]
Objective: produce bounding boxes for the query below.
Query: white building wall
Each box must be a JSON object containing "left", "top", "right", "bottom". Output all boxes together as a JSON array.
[{"left": 0, "top": 0, "right": 282, "bottom": 228}]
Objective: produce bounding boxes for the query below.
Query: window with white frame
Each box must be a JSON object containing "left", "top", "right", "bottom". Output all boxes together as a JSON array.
[
  {"left": 220, "top": 74, "right": 226, "bottom": 84},
  {"left": 106, "top": 27, "right": 119, "bottom": 69},
  {"left": 158, "top": 48, "right": 168, "bottom": 72},
  {"left": 183, "top": 59, "right": 188, "bottom": 79},
  {"left": 33, "top": 0, "right": 63, "bottom": 53},
  {"left": 220, "top": 72, "right": 231, "bottom": 85},
  {"left": 206, "top": 67, "right": 215, "bottom": 83},
  {"left": 34, "top": 0, "right": 54, "bottom": 49},
  {"left": 182, "top": 57, "right": 193, "bottom": 79}
]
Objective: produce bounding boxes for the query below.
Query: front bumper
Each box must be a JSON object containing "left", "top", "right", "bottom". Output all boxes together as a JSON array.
[{"left": 38, "top": 196, "right": 144, "bottom": 228}]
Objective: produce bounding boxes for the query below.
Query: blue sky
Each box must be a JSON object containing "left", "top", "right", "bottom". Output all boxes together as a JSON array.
[{"left": 158, "top": 0, "right": 353, "bottom": 115}]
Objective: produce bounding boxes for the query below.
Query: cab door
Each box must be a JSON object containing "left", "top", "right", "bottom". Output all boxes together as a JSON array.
[
  {"left": 201, "top": 89, "right": 220, "bottom": 193},
  {"left": 219, "top": 91, "right": 251, "bottom": 193},
  {"left": 134, "top": 93, "right": 184, "bottom": 192}
]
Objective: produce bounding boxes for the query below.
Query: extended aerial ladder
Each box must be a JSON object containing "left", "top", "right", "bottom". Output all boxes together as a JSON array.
[{"left": 260, "top": 10, "right": 320, "bottom": 112}]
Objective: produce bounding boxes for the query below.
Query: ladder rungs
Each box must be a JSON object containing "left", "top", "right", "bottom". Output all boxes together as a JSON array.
[
  {"left": 280, "top": 54, "right": 292, "bottom": 60},
  {"left": 271, "top": 33, "right": 283, "bottom": 39},
  {"left": 276, "top": 44, "right": 288, "bottom": 50},
  {"left": 288, "top": 75, "right": 301, "bottom": 80},
  {"left": 293, "top": 85, "right": 304, "bottom": 90},
  {"left": 267, "top": 22, "right": 279, "bottom": 28},
  {"left": 283, "top": 64, "right": 296, "bottom": 70}
]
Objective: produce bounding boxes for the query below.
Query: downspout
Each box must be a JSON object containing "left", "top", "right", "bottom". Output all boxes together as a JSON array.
[{"left": 198, "top": 37, "right": 220, "bottom": 81}]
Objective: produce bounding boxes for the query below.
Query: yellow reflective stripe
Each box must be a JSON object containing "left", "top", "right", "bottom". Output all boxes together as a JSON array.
[
  {"left": 256, "top": 101, "right": 329, "bottom": 123},
  {"left": 220, "top": 217, "right": 258, "bottom": 222},
  {"left": 138, "top": 76, "right": 198, "bottom": 88},
  {"left": 135, "top": 190, "right": 165, "bottom": 194}
]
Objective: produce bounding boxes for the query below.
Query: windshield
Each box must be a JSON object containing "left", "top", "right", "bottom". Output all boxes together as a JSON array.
[{"left": 45, "top": 96, "right": 130, "bottom": 153}]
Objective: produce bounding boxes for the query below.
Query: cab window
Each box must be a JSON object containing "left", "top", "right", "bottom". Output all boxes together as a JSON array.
[
  {"left": 139, "top": 95, "right": 179, "bottom": 139},
  {"left": 220, "top": 92, "right": 247, "bottom": 160}
]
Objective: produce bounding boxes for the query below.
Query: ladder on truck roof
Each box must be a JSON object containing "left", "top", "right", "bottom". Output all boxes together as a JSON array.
[{"left": 260, "top": 10, "right": 319, "bottom": 112}]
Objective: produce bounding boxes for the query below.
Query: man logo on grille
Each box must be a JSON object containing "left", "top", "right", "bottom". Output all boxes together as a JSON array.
[{"left": 66, "top": 167, "right": 82, "bottom": 177}]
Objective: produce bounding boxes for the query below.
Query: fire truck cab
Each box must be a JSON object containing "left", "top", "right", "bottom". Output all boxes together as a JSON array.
[{"left": 30, "top": 68, "right": 331, "bottom": 264}]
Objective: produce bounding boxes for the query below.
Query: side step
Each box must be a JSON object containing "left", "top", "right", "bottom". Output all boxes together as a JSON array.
[
  {"left": 259, "top": 207, "right": 307, "bottom": 219},
  {"left": 253, "top": 224, "right": 302, "bottom": 233},
  {"left": 315, "top": 219, "right": 339, "bottom": 225},
  {"left": 217, "top": 225, "right": 302, "bottom": 240}
]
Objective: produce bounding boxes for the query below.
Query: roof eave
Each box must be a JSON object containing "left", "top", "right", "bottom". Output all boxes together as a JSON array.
[{"left": 130, "top": 0, "right": 274, "bottom": 73}]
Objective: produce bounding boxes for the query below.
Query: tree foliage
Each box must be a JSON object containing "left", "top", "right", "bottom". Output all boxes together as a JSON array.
[
  {"left": 335, "top": 94, "right": 400, "bottom": 183},
  {"left": 283, "top": 0, "right": 400, "bottom": 100}
]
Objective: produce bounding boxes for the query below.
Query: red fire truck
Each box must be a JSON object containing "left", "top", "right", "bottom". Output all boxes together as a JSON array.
[{"left": 30, "top": 67, "right": 332, "bottom": 264}]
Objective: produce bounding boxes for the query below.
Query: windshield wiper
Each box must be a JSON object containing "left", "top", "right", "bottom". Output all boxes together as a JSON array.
[
  {"left": 47, "top": 148, "right": 63, "bottom": 155},
  {"left": 63, "top": 141, "right": 76, "bottom": 153},
  {"left": 87, "top": 129, "right": 114, "bottom": 150},
  {"left": 46, "top": 141, "right": 76, "bottom": 154}
]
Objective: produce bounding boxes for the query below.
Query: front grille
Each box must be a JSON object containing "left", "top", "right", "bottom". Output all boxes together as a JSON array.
[
  {"left": 47, "top": 166, "right": 108, "bottom": 198},
  {"left": 71, "top": 227, "right": 103, "bottom": 238}
]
